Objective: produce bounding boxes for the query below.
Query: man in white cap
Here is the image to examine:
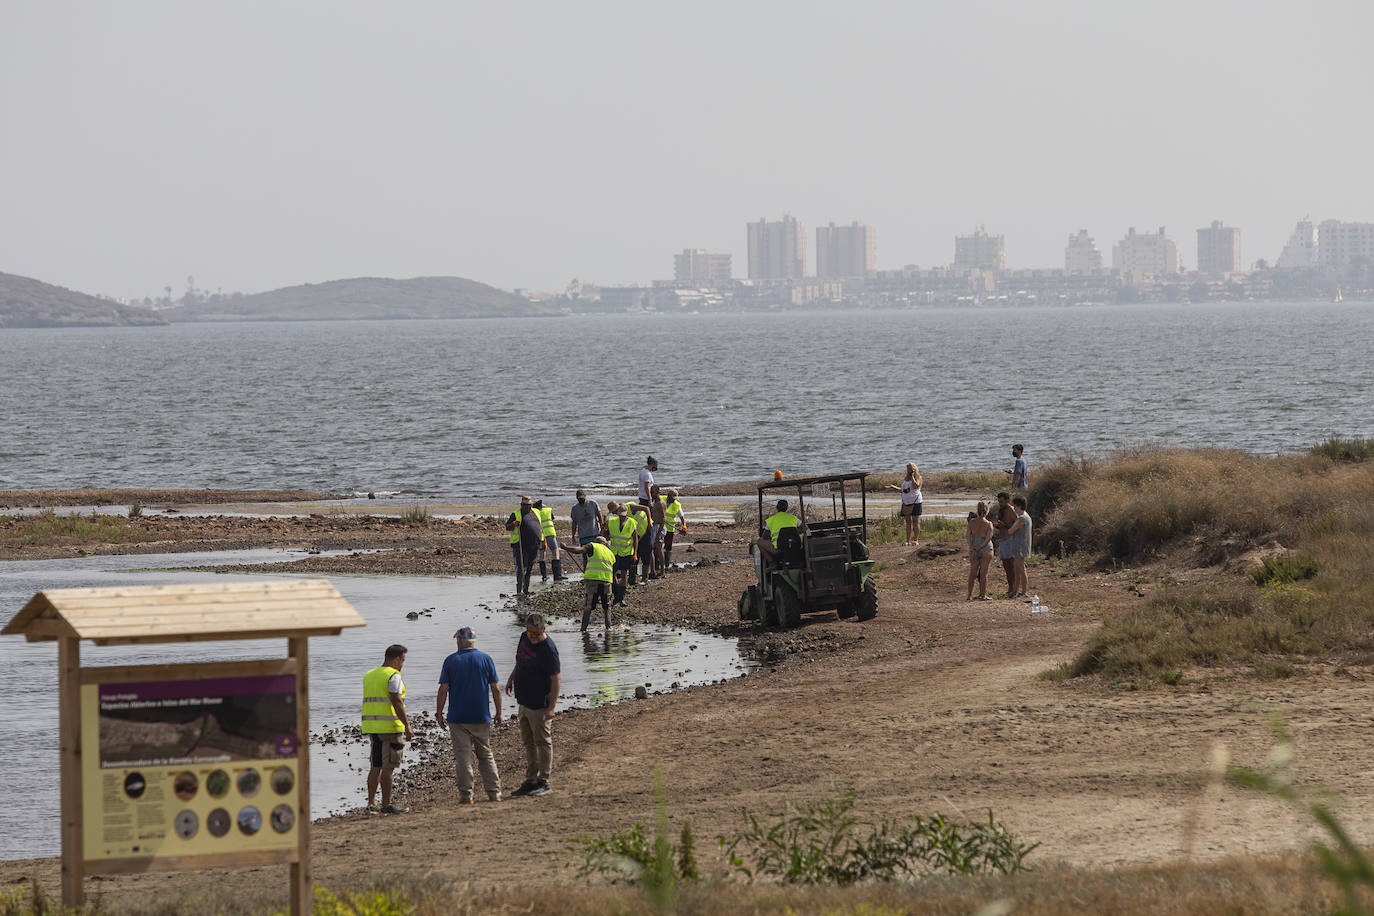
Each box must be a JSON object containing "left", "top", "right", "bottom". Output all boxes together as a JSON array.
[{"left": 435, "top": 626, "right": 503, "bottom": 803}]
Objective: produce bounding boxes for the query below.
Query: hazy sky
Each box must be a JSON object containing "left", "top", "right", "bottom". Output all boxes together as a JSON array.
[{"left": 4, "top": 1, "right": 1372, "bottom": 299}]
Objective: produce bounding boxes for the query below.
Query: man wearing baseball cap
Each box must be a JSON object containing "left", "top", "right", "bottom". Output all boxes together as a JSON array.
[{"left": 435, "top": 626, "right": 503, "bottom": 803}]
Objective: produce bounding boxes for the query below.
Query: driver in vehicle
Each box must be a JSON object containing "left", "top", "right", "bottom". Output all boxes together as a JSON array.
[{"left": 754, "top": 499, "right": 803, "bottom": 564}]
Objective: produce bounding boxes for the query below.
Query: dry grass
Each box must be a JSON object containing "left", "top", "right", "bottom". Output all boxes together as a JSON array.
[
  {"left": 73, "top": 856, "right": 1361, "bottom": 915},
  {"left": 0, "top": 510, "right": 181, "bottom": 547},
  {"left": 1035, "top": 447, "right": 1374, "bottom": 683}
]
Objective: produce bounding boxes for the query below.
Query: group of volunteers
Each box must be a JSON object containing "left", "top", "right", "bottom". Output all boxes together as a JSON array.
[
  {"left": 505, "top": 456, "right": 690, "bottom": 632},
  {"left": 359, "top": 613, "right": 562, "bottom": 812}
]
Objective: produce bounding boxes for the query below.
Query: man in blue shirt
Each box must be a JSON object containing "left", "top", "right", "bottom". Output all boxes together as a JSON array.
[
  {"left": 435, "top": 626, "right": 503, "bottom": 803},
  {"left": 505, "top": 613, "right": 561, "bottom": 797},
  {"left": 1007, "top": 444, "right": 1029, "bottom": 490}
]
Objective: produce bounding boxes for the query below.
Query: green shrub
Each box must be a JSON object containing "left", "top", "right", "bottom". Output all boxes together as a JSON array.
[
  {"left": 1251, "top": 554, "right": 1319, "bottom": 586},
  {"left": 720, "top": 793, "right": 1037, "bottom": 885},
  {"left": 399, "top": 504, "right": 430, "bottom": 527},
  {"left": 1309, "top": 436, "right": 1374, "bottom": 463}
]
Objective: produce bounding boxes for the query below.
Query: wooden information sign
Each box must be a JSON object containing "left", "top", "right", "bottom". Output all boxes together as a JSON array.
[{"left": 2, "top": 580, "right": 366, "bottom": 914}]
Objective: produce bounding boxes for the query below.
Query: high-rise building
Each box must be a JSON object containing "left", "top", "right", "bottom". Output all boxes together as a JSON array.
[
  {"left": 953, "top": 227, "right": 1005, "bottom": 272},
  {"left": 1317, "top": 220, "right": 1374, "bottom": 269},
  {"left": 1196, "top": 220, "right": 1242, "bottom": 276},
  {"left": 815, "top": 221, "right": 876, "bottom": 278},
  {"left": 1111, "top": 227, "right": 1180, "bottom": 285},
  {"left": 746, "top": 216, "right": 807, "bottom": 279},
  {"left": 1275, "top": 218, "right": 1318, "bottom": 269},
  {"left": 673, "top": 249, "right": 733, "bottom": 284},
  {"left": 1064, "top": 230, "right": 1103, "bottom": 274}
]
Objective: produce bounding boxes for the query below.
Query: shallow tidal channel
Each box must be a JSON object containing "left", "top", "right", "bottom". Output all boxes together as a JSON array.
[{"left": 0, "top": 550, "right": 757, "bottom": 861}]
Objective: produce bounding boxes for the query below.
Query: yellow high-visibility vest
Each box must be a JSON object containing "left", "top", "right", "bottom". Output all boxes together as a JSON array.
[
  {"left": 361, "top": 665, "right": 405, "bottom": 734},
  {"left": 664, "top": 500, "right": 684, "bottom": 531},
  {"left": 537, "top": 506, "right": 556, "bottom": 539},
  {"left": 766, "top": 511, "right": 800, "bottom": 547},
  {"left": 508, "top": 507, "right": 521, "bottom": 545},
  {"left": 584, "top": 542, "right": 614, "bottom": 582},
  {"left": 632, "top": 507, "right": 650, "bottom": 537},
  {"left": 607, "top": 515, "right": 637, "bottom": 556}
]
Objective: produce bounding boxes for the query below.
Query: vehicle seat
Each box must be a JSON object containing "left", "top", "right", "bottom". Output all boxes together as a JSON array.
[{"left": 776, "top": 527, "right": 803, "bottom": 567}]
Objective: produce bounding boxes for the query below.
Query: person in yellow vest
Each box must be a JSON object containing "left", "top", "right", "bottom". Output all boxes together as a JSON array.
[
  {"left": 561, "top": 536, "right": 615, "bottom": 631},
  {"left": 604, "top": 501, "right": 638, "bottom": 607},
  {"left": 662, "top": 488, "right": 688, "bottom": 570},
  {"left": 505, "top": 497, "right": 542, "bottom": 595},
  {"left": 755, "top": 499, "right": 803, "bottom": 564},
  {"left": 362, "top": 644, "right": 412, "bottom": 814},
  {"left": 532, "top": 499, "right": 566, "bottom": 582}
]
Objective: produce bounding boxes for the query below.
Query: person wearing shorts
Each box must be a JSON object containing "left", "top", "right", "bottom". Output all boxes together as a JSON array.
[
  {"left": 887, "top": 462, "right": 924, "bottom": 546},
  {"left": 362, "top": 644, "right": 412, "bottom": 814}
]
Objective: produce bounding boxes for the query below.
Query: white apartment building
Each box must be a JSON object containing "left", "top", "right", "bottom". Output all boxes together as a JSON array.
[
  {"left": 1275, "top": 218, "right": 1318, "bottom": 269},
  {"left": 1317, "top": 220, "right": 1374, "bottom": 269},
  {"left": 954, "top": 227, "right": 1005, "bottom": 271},
  {"left": 746, "top": 216, "right": 807, "bottom": 279},
  {"left": 1196, "top": 220, "right": 1242, "bottom": 276},
  {"left": 1064, "top": 229, "right": 1103, "bottom": 273},
  {"left": 673, "top": 249, "right": 733, "bottom": 284},
  {"left": 815, "top": 222, "right": 876, "bottom": 278},
  {"left": 1111, "top": 227, "right": 1180, "bottom": 285}
]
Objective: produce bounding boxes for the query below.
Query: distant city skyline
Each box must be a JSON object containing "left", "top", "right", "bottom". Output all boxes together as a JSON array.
[{"left": 4, "top": 1, "right": 1373, "bottom": 299}]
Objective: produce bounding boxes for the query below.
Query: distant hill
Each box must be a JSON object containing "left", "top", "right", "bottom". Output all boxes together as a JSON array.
[
  {"left": 0, "top": 272, "right": 167, "bottom": 328},
  {"left": 164, "top": 276, "right": 555, "bottom": 322}
]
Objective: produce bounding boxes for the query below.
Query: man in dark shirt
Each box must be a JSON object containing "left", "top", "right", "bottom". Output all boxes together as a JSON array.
[
  {"left": 504, "top": 613, "right": 561, "bottom": 797},
  {"left": 513, "top": 496, "right": 542, "bottom": 595}
]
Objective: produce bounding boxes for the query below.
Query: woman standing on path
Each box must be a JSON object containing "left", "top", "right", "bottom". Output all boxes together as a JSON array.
[
  {"left": 887, "top": 462, "right": 924, "bottom": 546},
  {"left": 966, "top": 502, "right": 995, "bottom": 600}
]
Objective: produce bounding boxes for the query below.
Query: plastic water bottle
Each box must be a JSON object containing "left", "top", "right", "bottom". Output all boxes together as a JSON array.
[{"left": 1030, "top": 595, "right": 1042, "bottom": 613}]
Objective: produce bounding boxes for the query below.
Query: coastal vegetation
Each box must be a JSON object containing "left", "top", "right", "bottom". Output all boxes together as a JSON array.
[{"left": 1035, "top": 441, "right": 1374, "bottom": 683}]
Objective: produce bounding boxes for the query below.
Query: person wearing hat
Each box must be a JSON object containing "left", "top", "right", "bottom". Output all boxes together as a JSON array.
[
  {"left": 604, "top": 500, "right": 638, "bottom": 607},
  {"left": 560, "top": 536, "right": 615, "bottom": 631},
  {"left": 435, "top": 627, "right": 503, "bottom": 803},
  {"left": 532, "top": 499, "right": 566, "bottom": 583},
  {"left": 505, "top": 496, "right": 543, "bottom": 595}
]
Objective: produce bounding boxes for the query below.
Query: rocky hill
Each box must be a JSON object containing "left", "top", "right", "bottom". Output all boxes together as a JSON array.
[
  {"left": 164, "top": 276, "right": 555, "bottom": 322},
  {"left": 0, "top": 272, "right": 166, "bottom": 328}
]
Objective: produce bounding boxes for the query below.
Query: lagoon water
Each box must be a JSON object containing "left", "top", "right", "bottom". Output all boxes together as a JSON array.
[
  {"left": 0, "top": 554, "right": 756, "bottom": 861},
  {"left": 2, "top": 303, "right": 1371, "bottom": 499}
]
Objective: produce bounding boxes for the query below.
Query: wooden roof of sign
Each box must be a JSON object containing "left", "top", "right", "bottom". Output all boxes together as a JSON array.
[{"left": 2, "top": 579, "right": 365, "bottom": 646}]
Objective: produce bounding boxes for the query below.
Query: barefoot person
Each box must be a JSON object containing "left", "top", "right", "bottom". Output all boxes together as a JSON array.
[
  {"left": 992, "top": 492, "right": 1017, "bottom": 598},
  {"left": 886, "top": 462, "right": 924, "bottom": 545},
  {"left": 362, "top": 644, "right": 412, "bottom": 814},
  {"left": 966, "top": 502, "right": 995, "bottom": 600},
  {"left": 1003, "top": 495, "right": 1033, "bottom": 598},
  {"left": 435, "top": 627, "right": 503, "bottom": 804}
]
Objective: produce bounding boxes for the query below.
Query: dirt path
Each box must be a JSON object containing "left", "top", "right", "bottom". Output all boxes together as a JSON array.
[{"left": 6, "top": 540, "right": 1372, "bottom": 911}]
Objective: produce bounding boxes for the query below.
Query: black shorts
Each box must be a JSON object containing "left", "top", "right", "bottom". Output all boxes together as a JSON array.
[
  {"left": 901, "top": 503, "right": 923, "bottom": 517},
  {"left": 614, "top": 554, "right": 636, "bottom": 573}
]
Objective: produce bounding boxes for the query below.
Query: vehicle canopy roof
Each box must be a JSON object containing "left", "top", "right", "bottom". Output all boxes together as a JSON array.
[{"left": 756, "top": 472, "right": 868, "bottom": 494}]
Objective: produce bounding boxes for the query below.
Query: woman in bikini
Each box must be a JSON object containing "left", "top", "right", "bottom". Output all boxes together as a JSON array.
[{"left": 966, "top": 501, "right": 995, "bottom": 600}]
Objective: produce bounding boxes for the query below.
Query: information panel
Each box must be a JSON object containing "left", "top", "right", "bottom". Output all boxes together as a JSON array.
[{"left": 80, "top": 673, "right": 301, "bottom": 862}]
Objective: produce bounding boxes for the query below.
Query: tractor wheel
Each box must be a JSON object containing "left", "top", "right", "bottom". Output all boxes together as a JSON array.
[
  {"left": 737, "top": 586, "right": 760, "bottom": 621},
  {"left": 836, "top": 600, "right": 856, "bottom": 619},
  {"left": 855, "top": 578, "right": 878, "bottom": 621},
  {"left": 776, "top": 583, "right": 802, "bottom": 629}
]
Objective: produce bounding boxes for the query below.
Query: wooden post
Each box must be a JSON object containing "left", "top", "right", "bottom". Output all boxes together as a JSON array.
[
  {"left": 59, "top": 636, "right": 83, "bottom": 908},
  {"left": 288, "top": 637, "right": 311, "bottom": 916}
]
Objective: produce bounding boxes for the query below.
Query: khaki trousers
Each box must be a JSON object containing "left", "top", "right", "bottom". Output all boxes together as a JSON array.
[
  {"left": 449, "top": 722, "right": 501, "bottom": 799},
  {"left": 517, "top": 705, "right": 553, "bottom": 783}
]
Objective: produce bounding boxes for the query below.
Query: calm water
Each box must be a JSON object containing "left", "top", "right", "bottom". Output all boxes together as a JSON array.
[
  {"left": 0, "top": 554, "right": 755, "bottom": 860},
  {"left": 3, "top": 304, "right": 1371, "bottom": 498}
]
